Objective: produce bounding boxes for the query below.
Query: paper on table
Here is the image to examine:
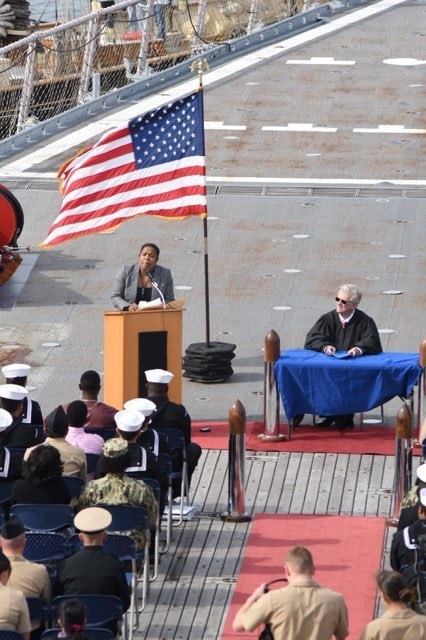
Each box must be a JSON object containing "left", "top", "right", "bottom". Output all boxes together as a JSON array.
[
  {"left": 332, "top": 351, "right": 352, "bottom": 359},
  {"left": 138, "top": 298, "right": 163, "bottom": 309}
]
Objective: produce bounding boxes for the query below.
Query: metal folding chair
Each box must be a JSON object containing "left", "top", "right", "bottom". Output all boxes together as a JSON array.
[
  {"left": 62, "top": 475, "right": 85, "bottom": 499},
  {"left": 86, "top": 452, "right": 100, "bottom": 478},
  {"left": 96, "top": 504, "right": 150, "bottom": 614},
  {"left": 67, "top": 532, "right": 141, "bottom": 638},
  {"left": 9, "top": 503, "right": 75, "bottom": 533},
  {"left": 42, "top": 629, "right": 114, "bottom": 640},
  {"left": 138, "top": 477, "right": 161, "bottom": 581},
  {"left": 50, "top": 595, "right": 125, "bottom": 639},
  {"left": 157, "top": 429, "right": 189, "bottom": 526},
  {"left": 0, "top": 632, "right": 24, "bottom": 640},
  {"left": 24, "top": 531, "right": 70, "bottom": 562},
  {"left": 158, "top": 452, "right": 173, "bottom": 551},
  {"left": 26, "top": 596, "right": 50, "bottom": 628}
]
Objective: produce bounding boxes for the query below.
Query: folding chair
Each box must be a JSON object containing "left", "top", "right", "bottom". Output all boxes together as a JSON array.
[
  {"left": 157, "top": 429, "right": 189, "bottom": 526},
  {"left": 158, "top": 452, "right": 173, "bottom": 551},
  {"left": 26, "top": 596, "right": 50, "bottom": 630},
  {"left": 9, "top": 504, "right": 75, "bottom": 533},
  {"left": 24, "top": 531, "right": 70, "bottom": 563},
  {"left": 62, "top": 475, "right": 85, "bottom": 499},
  {"left": 0, "top": 632, "right": 24, "bottom": 640},
  {"left": 139, "top": 477, "right": 161, "bottom": 581},
  {"left": 97, "top": 504, "right": 150, "bottom": 613},
  {"left": 42, "top": 629, "right": 114, "bottom": 640},
  {"left": 0, "top": 505, "right": 5, "bottom": 528},
  {"left": 68, "top": 533, "right": 141, "bottom": 638},
  {"left": 86, "top": 452, "right": 100, "bottom": 479},
  {"left": 50, "top": 595, "right": 125, "bottom": 639}
]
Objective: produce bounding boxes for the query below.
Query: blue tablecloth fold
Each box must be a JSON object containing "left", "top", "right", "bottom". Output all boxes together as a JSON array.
[{"left": 274, "top": 350, "right": 423, "bottom": 420}]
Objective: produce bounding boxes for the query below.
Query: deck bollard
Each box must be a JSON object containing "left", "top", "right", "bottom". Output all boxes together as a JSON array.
[
  {"left": 391, "top": 402, "right": 413, "bottom": 524},
  {"left": 258, "top": 330, "right": 286, "bottom": 442},
  {"left": 221, "top": 399, "right": 252, "bottom": 523}
]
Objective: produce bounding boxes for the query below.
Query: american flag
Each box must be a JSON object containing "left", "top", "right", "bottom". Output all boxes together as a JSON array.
[{"left": 40, "top": 90, "right": 207, "bottom": 248}]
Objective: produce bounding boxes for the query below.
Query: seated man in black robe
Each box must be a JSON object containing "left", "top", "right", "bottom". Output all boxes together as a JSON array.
[{"left": 303, "top": 284, "right": 382, "bottom": 429}]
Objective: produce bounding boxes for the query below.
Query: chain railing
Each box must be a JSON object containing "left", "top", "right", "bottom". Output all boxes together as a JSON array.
[{"left": 0, "top": 0, "right": 313, "bottom": 140}]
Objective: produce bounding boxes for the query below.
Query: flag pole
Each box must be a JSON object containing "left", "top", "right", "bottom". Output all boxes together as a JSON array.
[
  {"left": 183, "top": 61, "right": 236, "bottom": 383},
  {"left": 192, "top": 59, "right": 210, "bottom": 347}
]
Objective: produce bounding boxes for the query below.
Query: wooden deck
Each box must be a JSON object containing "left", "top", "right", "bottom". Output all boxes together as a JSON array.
[{"left": 139, "top": 449, "right": 396, "bottom": 638}]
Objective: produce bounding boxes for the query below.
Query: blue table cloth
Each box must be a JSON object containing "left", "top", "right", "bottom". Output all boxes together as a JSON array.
[{"left": 274, "top": 350, "right": 423, "bottom": 420}]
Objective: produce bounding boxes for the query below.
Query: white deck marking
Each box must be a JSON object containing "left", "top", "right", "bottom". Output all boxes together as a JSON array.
[
  {"left": 286, "top": 57, "right": 355, "bottom": 65},
  {"left": 263, "top": 124, "right": 338, "bottom": 132},
  {"left": 0, "top": 0, "right": 409, "bottom": 176},
  {"left": 204, "top": 122, "right": 246, "bottom": 130},
  {"left": 353, "top": 125, "right": 426, "bottom": 133},
  {"left": 383, "top": 58, "right": 426, "bottom": 65}
]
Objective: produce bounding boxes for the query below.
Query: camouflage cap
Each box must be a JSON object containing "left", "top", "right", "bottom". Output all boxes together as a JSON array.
[{"left": 103, "top": 437, "right": 128, "bottom": 458}]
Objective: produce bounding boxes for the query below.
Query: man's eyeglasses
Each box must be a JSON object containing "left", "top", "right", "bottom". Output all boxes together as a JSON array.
[{"left": 335, "top": 297, "right": 351, "bottom": 305}]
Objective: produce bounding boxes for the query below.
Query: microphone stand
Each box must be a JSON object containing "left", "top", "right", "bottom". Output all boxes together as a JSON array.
[{"left": 147, "top": 271, "right": 166, "bottom": 309}]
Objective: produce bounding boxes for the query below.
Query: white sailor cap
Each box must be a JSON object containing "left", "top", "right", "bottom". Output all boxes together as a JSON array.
[
  {"left": 0, "top": 384, "right": 28, "bottom": 401},
  {"left": 0, "top": 408, "right": 13, "bottom": 431},
  {"left": 114, "top": 409, "right": 144, "bottom": 432},
  {"left": 420, "top": 488, "right": 426, "bottom": 507},
  {"left": 145, "top": 368, "right": 173, "bottom": 384},
  {"left": 1, "top": 364, "right": 31, "bottom": 379},
  {"left": 123, "top": 398, "right": 156, "bottom": 417},
  {"left": 416, "top": 463, "right": 426, "bottom": 483}
]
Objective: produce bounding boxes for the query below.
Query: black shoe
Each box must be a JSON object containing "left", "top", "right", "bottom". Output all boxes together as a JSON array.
[
  {"left": 316, "top": 417, "right": 335, "bottom": 427},
  {"left": 335, "top": 415, "right": 354, "bottom": 430},
  {"left": 292, "top": 414, "right": 304, "bottom": 427}
]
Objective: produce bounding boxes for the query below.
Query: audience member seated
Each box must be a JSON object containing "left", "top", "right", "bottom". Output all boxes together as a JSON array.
[
  {"left": 78, "top": 438, "right": 157, "bottom": 551},
  {"left": 146, "top": 368, "right": 202, "bottom": 497},
  {"left": 390, "top": 487, "right": 426, "bottom": 610},
  {"left": 24, "top": 406, "right": 87, "bottom": 482},
  {"left": 56, "top": 598, "right": 92, "bottom": 640},
  {"left": 2, "top": 363, "right": 43, "bottom": 427},
  {"left": 112, "top": 408, "right": 166, "bottom": 516},
  {"left": 125, "top": 397, "right": 170, "bottom": 459},
  {"left": 359, "top": 569, "right": 426, "bottom": 639},
  {"left": 75, "top": 370, "right": 118, "bottom": 429},
  {"left": 66, "top": 401, "right": 104, "bottom": 455},
  {"left": 0, "top": 517, "right": 51, "bottom": 634},
  {"left": 11, "top": 445, "right": 71, "bottom": 505},
  {"left": 0, "top": 551, "right": 31, "bottom": 639},
  {"left": 0, "top": 408, "right": 24, "bottom": 480},
  {"left": 55, "top": 507, "right": 130, "bottom": 635},
  {"left": 0, "top": 384, "right": 40, "bottom": 448}
]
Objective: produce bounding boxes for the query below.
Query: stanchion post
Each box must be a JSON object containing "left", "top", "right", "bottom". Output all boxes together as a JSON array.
[
  {"left": 221, "top": 399, "right": 252, "bottom": 523},
  {"left": 258, "top": 329, "right": 286, "bottom": 443},
  {"left": 390, "top": 402, "right": 413, "bottom": 524}
]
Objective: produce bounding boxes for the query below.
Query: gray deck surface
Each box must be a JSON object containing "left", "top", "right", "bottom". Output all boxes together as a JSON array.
[{"left": 0, "top": 0, "right": 425, "bottom": 638}]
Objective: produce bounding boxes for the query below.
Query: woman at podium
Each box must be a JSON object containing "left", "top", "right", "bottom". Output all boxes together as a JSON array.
[{"left": 111, "top": 243, "right": 175, "bottom": 311}]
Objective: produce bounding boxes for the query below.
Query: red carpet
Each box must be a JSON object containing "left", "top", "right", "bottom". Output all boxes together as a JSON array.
[
  {"left": 221, "top": 514, "right": 386, "bottom": 640},
  {"left": 192, "top": 420, "right": 412, "bottom": 455}
]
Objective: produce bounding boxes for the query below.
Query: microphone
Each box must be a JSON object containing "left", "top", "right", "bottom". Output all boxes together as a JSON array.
[{"left": 147, "top": 271, "right": 166, "bottom": 309}]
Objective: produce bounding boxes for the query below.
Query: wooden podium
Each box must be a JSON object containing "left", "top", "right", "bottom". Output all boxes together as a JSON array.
[{"left": 103, "top": 307, "right": 183, "bottom": 409}]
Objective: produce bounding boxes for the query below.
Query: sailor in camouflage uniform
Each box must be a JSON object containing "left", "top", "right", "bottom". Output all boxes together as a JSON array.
[{"left": 78, "top": 437, "right": 158, "bottom": 550}]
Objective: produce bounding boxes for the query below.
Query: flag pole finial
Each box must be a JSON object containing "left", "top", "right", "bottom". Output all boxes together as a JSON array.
[{"left": 191, "top": 58, "right": 209, "bottom": 89}]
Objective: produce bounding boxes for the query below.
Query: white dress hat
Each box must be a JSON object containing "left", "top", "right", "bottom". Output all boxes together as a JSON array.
[
  {"left": 1, "top": 363, "right": 31, "bottom": 378},
  {"left": 0, "top": 408, "right": 13, "bottom": 431},
  {"left": 114, "top": 409, "right": 144, "bottom": 432},
  {"left": 124, "top": 398, "right": 156, "bottom": 417},
  {"left": 145, "top": 368, "right": 174, "bottom": 384},
  {"left": 0, "top": 384, "right": 29, "bottom": 400}
]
